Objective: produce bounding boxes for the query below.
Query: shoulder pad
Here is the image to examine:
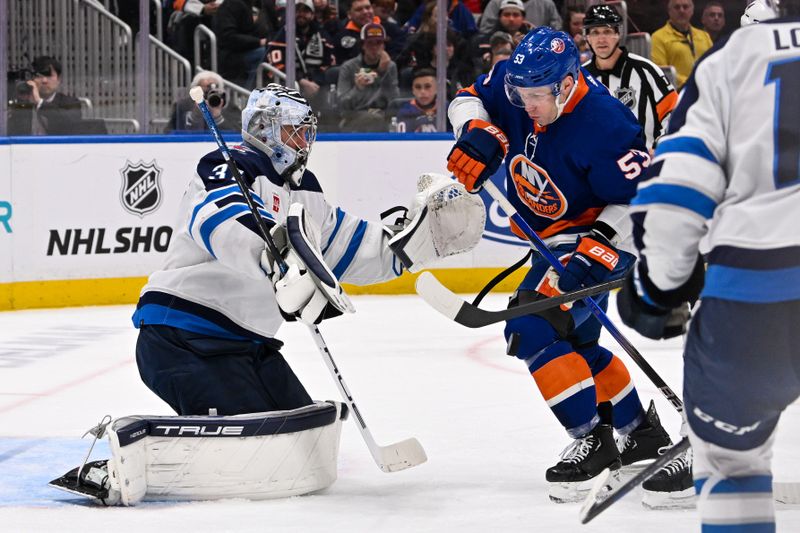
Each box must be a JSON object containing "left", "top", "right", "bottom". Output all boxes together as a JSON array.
[
  {"left": 196, "top": 145, "right": 287, "bottom": 189},
  {"left": 290, "top": 169, "right": 323, "bottom": 193}
]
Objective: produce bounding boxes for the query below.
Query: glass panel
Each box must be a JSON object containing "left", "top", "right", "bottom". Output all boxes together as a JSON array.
[{"left": 2, "top": 0, "right": 491, "bottom": 137}]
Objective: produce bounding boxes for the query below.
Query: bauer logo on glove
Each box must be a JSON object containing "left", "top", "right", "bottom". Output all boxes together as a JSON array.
[{"left": 447, "top": 120, "right": 509, "bottom": 193}]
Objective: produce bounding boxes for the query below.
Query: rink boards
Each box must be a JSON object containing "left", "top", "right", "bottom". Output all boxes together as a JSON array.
[{"left": 0, "top": 134, "right": 529, "bottom": 310}]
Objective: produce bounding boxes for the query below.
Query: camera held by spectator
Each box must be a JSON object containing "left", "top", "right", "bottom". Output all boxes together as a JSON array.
[
  {"left": 165, "top": 71, "right": 242, "bottom": 133},
  {"left": 7, "top": 56, "right": 83, "bottom": 136}
]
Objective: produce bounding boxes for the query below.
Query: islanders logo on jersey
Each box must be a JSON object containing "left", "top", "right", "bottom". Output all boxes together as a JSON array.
[
  {"left": 509, "top": 155, "right": 567, "bottom": 220},
  {"left": 550, "top": 38, "right": 565, "bottom": 54}
]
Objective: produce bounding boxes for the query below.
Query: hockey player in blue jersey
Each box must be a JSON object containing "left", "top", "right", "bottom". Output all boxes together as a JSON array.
[
  {"left": 617, "top": 2, "right": 799, "bottom": 530},
  {"left": 446, "top": 27, "right": 672, "bottom": 501}
]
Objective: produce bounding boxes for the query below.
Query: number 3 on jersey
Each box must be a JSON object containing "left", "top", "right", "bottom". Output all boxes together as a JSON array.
[
  {"left": 209, "top": 164, "right": 228, "bottom": 181},
  {"left": 616, "top": 149, "right": 651, "bottom": 180}
]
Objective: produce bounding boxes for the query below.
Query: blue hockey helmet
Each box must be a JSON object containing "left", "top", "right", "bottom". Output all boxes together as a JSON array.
[{"left": 504, "top": 27, "right": 580, "bottom": 107}]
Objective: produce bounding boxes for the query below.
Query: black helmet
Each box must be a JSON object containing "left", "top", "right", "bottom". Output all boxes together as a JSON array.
[{"left": 583, "top": 5, "right": 622, "bottom": 31}]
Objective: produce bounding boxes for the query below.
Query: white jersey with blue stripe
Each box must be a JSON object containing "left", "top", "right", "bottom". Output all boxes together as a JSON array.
[
  {"left": 132, "top": 143, "right": 401, "bottom": 344},
  {"left": 631, "top": 17, "right": 800, "bottom": 303}
]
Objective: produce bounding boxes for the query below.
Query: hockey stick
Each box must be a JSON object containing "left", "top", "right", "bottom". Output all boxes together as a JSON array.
[
  {"left": 190, "top": 87, "right": 426, "bottom": 473},
  {"left": 415, "top": 271, "right": 629, "bottom": 328},
  {"left": 483, "top": 181, "right": 684, "bottom": 414},
  {"left": 579, "top": 436, "right": 800, "bottom": 523},
  {"left": 579, "top": 437, "right": 690, "bottom": 523}
]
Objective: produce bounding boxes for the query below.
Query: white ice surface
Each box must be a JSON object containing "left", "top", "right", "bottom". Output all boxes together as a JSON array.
[{"left": 1, "top": 294, "right": 798, "bottom": 532}]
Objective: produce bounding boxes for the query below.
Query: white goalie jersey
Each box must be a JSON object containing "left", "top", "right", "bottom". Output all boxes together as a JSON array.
[
  {"left": 132, "top": 143, "right": 403, "bottom": 343},
  {"left": 630, "top": 17, "right": 800, "bottom": 303}
]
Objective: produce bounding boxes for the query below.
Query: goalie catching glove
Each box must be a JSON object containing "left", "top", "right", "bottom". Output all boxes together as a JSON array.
[
  {"left": 262, "top": 203, "right": 355, "bottom": 325},
  {"left": 447, "top": 119, "right": 509, "bottom": 193},
  {"left": 388, "top": 173, "right": 486, "bottom": 273}
]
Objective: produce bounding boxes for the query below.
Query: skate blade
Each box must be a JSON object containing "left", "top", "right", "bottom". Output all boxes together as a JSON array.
[
  {"left": 642, "top": 487, "right": 696, "bottom": 510},
  {"left": 550, "top": 475, "right": 616, "bottom": 504},
  {"left": 549, "top": 480, "right": 593, "bottom": 503}
]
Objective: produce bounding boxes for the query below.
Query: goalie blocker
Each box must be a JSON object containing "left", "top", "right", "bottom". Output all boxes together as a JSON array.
[{"left": 50, "top": 401, "right": 348, "bottom": 505}]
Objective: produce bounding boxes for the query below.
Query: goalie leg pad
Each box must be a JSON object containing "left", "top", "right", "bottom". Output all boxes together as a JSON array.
[
  {"left": 388, "top": 173, "right": 485, "bottom": 273},
  {"left": 51, "top": 402, "right": 348, "bottom": 505}
]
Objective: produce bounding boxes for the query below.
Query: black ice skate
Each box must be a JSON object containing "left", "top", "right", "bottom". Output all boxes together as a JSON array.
[
  {"left": 616, "top": 400, "right": 673, "bottom": 471},
  {"left": 641, "top": 445, "right": 695, "bottom": 509},
  {"left": 49, "top": 459, "right": 120, "bottom": 506},
  {"left": 546, "top": 423, "right": 622, "bottom": 503}
]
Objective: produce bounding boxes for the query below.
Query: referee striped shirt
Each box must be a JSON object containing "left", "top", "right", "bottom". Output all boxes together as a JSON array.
[{"left": 583, "top": 47, "right": 678, "bottom": 150}]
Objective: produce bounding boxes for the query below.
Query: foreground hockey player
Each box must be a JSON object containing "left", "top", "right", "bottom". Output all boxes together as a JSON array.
[
  {"left": 51, "top": 84, "right": 484, "bottom": 505},
  {"left": 446, "top": 27, "right": 671, "bottom": 502},
  {"left": 617, "top": 3, "right": 799, "bottom": 530},
  {"left": 621, "top": 0, "right": 785, "bottom": 511}
]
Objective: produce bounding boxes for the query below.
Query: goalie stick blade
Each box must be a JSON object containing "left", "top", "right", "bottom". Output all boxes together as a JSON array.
[
  {"left": 415, "top": 272, "right": 627, "bottom": 328},
  {"left": 376, "top": 437, "right": 428, "bottom": 473},
  {"left": 579, "top": 438, "right": 691, "bottom": 524}
]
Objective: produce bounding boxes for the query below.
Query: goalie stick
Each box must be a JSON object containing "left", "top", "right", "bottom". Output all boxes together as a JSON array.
[
  {"left": 483, "top": 181, "right": 684, "bottom": 415},
  {"left": 579, "top": 437, "right": 800, "bottom": 524},
  {"left": 416, "top": 271, "right": 628, "bottom": 328},
  {"left": 190, "top": 87, "right": 426, "bottom": 473}
]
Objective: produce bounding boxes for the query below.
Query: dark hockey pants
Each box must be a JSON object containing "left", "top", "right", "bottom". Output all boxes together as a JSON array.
[{"left": 136, "top": 325, "right": 313, "bottom": 416}]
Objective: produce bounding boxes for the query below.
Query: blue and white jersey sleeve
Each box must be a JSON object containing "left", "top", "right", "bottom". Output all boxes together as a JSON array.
[
  {"left": 290, "top": 177, "right": 402, "bottom": 285},
  {"left": 630, "top": 38, "right": 729, "bottom": 292},
  {"left": 186, "top": 174, "right": 275, "bottom": 281}
]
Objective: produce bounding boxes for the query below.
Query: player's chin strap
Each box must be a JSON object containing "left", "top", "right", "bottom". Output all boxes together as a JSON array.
[{"left": 553, "top": 76, "right": 580, "bottom": 123}]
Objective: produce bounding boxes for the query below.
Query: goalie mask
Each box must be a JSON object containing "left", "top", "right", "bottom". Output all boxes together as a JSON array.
[{"left": 242, "top": 84, "right": 317, "bottom": 186}]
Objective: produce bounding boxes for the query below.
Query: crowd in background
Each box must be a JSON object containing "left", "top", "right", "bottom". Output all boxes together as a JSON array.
[{"left": 6, "top": 0, "right": 799, "bottom": 135}]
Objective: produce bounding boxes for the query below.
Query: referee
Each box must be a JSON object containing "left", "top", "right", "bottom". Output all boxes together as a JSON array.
[{"left": 582, "top": 5, "right": 678, "bottom": 151}]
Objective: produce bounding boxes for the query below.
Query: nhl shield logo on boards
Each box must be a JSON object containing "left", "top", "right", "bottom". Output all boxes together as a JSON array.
[{"left": 120, "top": 160, "right": 163, "bottom": 217}]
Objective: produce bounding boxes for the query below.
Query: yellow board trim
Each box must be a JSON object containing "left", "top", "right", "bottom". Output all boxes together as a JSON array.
[{"left": 0, "top": 268, "right": 530, "bottom": 311}]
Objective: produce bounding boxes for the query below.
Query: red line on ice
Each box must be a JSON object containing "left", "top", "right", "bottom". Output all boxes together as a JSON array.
[
  {"left": 464, "top": 336, "right": 520, "bottom": 375},
  {"left": 0, "top": 358, "right": 133, "bottom": 414}
]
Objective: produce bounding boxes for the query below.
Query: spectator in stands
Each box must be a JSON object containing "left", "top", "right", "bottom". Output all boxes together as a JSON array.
[
  {"left": 266, "top": 0, "right": 334, "bottom": 107},
  {"left": 489, "top": 31, "right": 514, "bottom": 67},
  {"left": 700, "top": 0, "right": 726, "bottom": 42},
  {"left": 651, "top": 0, "right": 712, "bottom": 88},
  {"left": 404, "top": 0, "right": 477, "bottom": 37},
  {"left": 333, "top": 0, "right": 405, "bottom": 63},
  {"left": 7, "top": 56, "right": 82, "bottom": 136},
  {"left": 168, "top": 0, "right": 222, "bottom": 64},
  {"left": 470, "top": 0, "right": 530, "bottom": 76},
  {"left": 373, "top": 0, "right": 409, "bottom": 56},
  {"left": 313, "top": 0, "right": 340, "bottom": 35},
  {"left": 564, "top": 6, "right": 592, "bottom": 62},
  {"left": 565, "top": 6, "right": 585, "bottom": 36},
  {"left": 337, "top": 22, "right": 399, "bottom": 131},
  {"left": 394, "top": 68, "right": 438, "bottom": 132},
  {"left": 479, "top": 0, "right": 561, "bottom": 34},
  {"left": 214, "top": 0, "right": 270, "bottom": 88},
  {"left": 165, "top": 71, "right": 242, "bottom": 133},
  {"left": 398, "top": 27, "right": 471, "bottom": 97}
]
